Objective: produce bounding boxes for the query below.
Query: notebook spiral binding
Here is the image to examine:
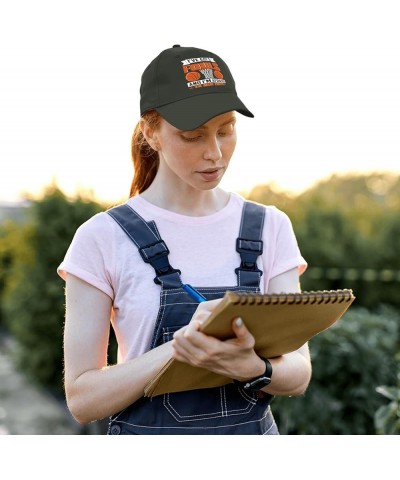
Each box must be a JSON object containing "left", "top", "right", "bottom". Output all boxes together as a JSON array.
[{"left": 231, "top": 289, "right": 355, "bottom": 306}]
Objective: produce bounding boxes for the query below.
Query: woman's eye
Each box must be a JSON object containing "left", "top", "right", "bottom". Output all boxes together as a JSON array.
[
  {"left": 219, "top": 124, "right": 235, "bottom": 136},
  {"left": 218, "top": 129, "right": 231, "bottom": 137},
  {"left": 181, "top": 135, "right": 201, "bottom": 142}
]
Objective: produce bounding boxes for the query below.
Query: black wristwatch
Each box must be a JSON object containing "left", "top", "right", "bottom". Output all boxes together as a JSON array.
[{"left": 235, "top": 357, "right": 273, "bottom": 391}]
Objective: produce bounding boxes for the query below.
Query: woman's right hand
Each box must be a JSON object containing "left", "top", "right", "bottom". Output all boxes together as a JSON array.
[{"left": 170, "top": 298, "right": 264, "bottom": 381}]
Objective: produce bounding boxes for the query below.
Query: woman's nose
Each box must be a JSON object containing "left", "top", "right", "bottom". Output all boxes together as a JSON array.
[{"left": 203, "top": 136, "right": 222, "bottom": 162}]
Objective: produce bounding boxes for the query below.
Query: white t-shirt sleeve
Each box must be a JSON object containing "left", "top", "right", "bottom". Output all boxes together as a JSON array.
[
  {"left": 265, "top": 207, "right": 307, "bottom": 280},
  {"left": 57, "top": 213, "right": 115, "bottom": 299}
]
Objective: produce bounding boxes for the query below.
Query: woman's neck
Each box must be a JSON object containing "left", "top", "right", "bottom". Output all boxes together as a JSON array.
[{"left": 140, "top": 178, "right": 230, "bottom": 217}]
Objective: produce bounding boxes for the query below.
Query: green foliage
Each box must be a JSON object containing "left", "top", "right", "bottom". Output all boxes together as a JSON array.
[
  {"left": 273, "top": 306, "right": 400, "bottom": 434},
  {"left": 0, "top": 221, "right": 35, "bottom": 327},
  {"left": 247, "top": 172, "right": 400, "bottom": 309},
  {"left": 2, "top": 187, "right": 104, "bottom": 393},
  {"left": 374, "top": 361, "right": 400, "bottom": 435}
]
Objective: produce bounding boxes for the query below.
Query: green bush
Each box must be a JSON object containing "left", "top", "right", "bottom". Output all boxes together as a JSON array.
[
  {"left": 273, "top": 305, "right": 399, "bottom": 434},
  {"left": 374, "top": 359, "right": 400, "bottom": 435},
  {"left": 2, "top": 187, "right": 104, "bottom": 393},
  {"left": 0, "top": 221, "right": 34, "bottom": 328}
]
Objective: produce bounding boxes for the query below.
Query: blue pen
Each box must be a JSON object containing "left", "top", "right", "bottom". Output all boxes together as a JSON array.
[{"left": 182, "top": 284, "right": 207, "bottom": 303}]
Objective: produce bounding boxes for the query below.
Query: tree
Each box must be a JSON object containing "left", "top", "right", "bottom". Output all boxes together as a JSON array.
[
  {"left": 2, "top": 186, "right": 104, "bottom": 393},
  {"left": 247, "top": 172, "right": 400, "bottom": 308},
  {"left": 0, "top": 220, "right": 34, "bottom": 328}
]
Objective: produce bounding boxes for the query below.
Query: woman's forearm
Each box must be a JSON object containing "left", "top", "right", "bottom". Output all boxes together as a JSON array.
[
  {"left": 66, "top": 341, "right": 174, "bottom": 424},
  {"left": 263, "top": 344, "right": 311, "bottom": 397}
]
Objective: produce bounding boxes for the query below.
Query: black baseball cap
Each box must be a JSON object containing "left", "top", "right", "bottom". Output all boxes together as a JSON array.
[{"left": 140, "top": 45, "right": 254, "bottom": 130}]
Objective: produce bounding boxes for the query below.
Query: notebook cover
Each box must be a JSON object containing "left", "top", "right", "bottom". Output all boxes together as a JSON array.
[{"left": 144, "top": 289, "right": 355, "bottom": 397}]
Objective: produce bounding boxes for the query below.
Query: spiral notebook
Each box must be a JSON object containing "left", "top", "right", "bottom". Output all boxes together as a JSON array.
[{"left": 144, "top": 289, "right": 355, "bottom": 397}]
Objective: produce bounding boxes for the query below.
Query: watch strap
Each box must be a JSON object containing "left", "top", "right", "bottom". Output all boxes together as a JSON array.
[{"left": 235, "top": 357, "right": 272, "bottom": 391}]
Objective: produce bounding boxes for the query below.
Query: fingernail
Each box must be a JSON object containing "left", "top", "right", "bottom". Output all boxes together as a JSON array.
[{"left": 235, "top": 317, "right": 243, "bottom": 327}]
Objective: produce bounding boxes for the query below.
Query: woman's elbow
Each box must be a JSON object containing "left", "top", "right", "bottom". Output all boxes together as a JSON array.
[
  {"left": 66, "top": 393, "right": 93, "bottom": 425},
  {"left": 65, "top": 382, "right": 101, "bottom": 425},
  {"left": 291, "top": 365, "right": 312, "bottom": 396},
  {"left": 290, "top": 380, "right": 310, "bottom": 397}
]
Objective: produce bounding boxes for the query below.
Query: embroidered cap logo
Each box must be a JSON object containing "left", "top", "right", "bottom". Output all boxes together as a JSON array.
[{"left": 181, "top": 57, "right": 226, "bottom": 90}]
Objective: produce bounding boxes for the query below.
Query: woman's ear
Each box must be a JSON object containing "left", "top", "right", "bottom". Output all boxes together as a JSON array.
[{"left": 140, "top": 118, "right": 160, "bottom": 151}]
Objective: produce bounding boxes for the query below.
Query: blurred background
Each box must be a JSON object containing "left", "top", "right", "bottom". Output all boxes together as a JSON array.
[{"left": 1, "top": 0, "right": 399, "bottom": 435}]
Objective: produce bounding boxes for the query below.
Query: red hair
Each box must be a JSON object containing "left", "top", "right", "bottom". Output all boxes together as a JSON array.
[{"left": 129, "top": 110, "right": 162, "bottom": 197}]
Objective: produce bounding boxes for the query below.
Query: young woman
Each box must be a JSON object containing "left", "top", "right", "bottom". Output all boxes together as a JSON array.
[{"left": 58, "top": 45, "right": 311, "bottom": 435}]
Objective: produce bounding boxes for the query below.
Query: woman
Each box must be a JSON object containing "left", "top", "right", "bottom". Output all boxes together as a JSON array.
[{"left": 58, "top": 45, "right": 311, "bottom": 435}]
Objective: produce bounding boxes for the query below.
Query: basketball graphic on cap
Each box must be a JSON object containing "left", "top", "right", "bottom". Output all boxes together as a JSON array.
[
  {"left": 213, "top": 70, "right": 224, "bottom": 79},
  {"left": 186, "top": 72, "right": 201, "bottom": 81}
]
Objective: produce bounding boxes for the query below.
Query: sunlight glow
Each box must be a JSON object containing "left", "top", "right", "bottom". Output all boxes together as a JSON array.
[{"left": 1, "top": 1, "right": 399, "bottom": 204}]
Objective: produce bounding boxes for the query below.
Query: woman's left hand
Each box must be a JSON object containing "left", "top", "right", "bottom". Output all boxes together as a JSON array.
[{"left": 171, "top": 312, "right": 265, "bottom": 382}]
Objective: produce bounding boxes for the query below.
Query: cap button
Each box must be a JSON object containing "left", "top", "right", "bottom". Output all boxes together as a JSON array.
[{"left": 172, "top": 44, "right": 181, "bottom": 48}]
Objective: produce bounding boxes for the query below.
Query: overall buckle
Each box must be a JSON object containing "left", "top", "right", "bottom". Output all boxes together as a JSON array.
[
  {"left": 235, "top": 237, "right": 263, "bottom": 276},
  {"left": 139, "top": 240, "right": 181, "bottom": 284}
]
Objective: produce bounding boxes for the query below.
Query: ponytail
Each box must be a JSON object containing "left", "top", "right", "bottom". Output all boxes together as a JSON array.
[{"left": 129, "top": 110, "right": 161, "bottom": 197}]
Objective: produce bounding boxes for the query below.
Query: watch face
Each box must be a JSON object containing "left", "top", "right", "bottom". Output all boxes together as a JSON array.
[{"left": 244, "top": 376, "right": 271, "bottom": 391}]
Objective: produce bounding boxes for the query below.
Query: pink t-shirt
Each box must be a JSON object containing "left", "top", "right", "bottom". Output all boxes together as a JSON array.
[{"left": 58, "top": 192, "right": 307, "bottom": 362}]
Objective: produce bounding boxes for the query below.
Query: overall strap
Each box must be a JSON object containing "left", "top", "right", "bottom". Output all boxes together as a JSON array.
[
  {"left": 107, "top": 204, "right": 182, "bottom": 288},
  {"left": 235, "top": 201, "right": 265, "bottom": 288}
]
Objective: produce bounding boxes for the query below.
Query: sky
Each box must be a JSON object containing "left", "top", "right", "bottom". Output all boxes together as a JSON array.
[{"left": 1, "top": 0, "right": 399, "bottom": 205}]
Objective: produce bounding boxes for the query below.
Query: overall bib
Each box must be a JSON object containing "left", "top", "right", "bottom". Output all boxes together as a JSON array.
[{"left": 106, "top": 201, "right": 278, "bottom": 435}]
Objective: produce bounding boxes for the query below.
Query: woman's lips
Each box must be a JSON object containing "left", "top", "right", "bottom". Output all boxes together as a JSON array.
[{"left": 197, "top": 167, "right": 224, "bottom": 182}]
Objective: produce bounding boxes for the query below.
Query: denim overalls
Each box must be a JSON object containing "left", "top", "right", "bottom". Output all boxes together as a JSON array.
[{"left": 106, "top": 200, "right": 278, "bottom": 435}]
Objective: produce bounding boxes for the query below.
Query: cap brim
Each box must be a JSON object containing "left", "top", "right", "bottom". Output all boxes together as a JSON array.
[{"left": 155, "top": 92, "right": 254, "bottom": 130}]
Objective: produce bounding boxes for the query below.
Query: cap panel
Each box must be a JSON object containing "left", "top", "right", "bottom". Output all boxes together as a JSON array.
[
  {"left": 141, "top": 46, "right": 237, "bottom": 111},
  {"left": 140, "top": 45, "right": 254, "bottom": 127}
]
